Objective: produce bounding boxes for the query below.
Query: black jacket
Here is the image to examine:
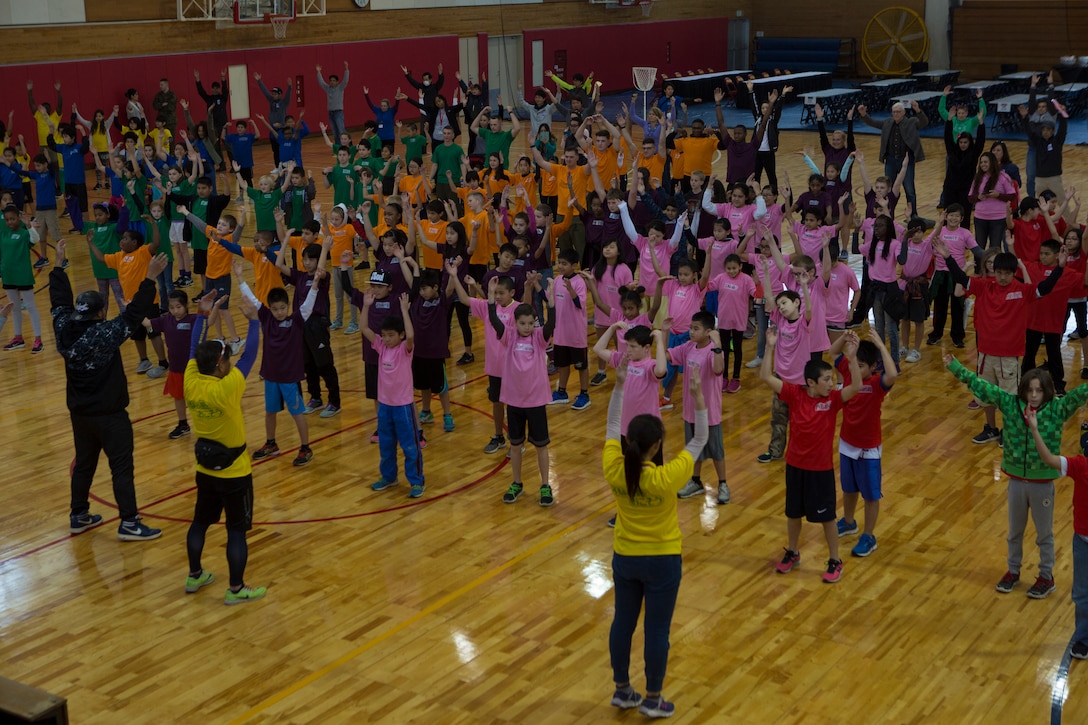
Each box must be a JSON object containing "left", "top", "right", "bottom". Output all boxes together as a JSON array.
[{"left": 50, "top": 267, "right": 157, "bottom": 416}]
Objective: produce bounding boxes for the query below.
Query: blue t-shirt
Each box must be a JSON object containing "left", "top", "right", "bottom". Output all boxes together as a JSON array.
[
  {"left": 105, "top": 167, "right": 123, "bottom": 198},
  {"left": 0, "top": 162, "right": 24, "bottom": 191},
  {"left": 224, "top": 132, "right": 256, "bottom": 169},
  {"left": 57, "top": 142, "right": 88, "bottom": 185},
  {"left": 276, "top": 122, "right": 309, "bottom": 167},
  {"left": 20, "top": 169, "right": 57, "bottom": 209}
]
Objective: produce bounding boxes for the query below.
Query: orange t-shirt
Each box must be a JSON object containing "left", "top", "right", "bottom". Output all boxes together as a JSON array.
[
  {"left": 506, "top": 172, "right": 538, "bottom": 214},
  {"left": 242, "top": 246, "right": 285, "bottom": 307},
  {"left": 555, "top": 164, "right": 591, "bottom": 221},
  {"left": 328, "top": 223, "right": 355, "bottom": 268},
  {"left": 398, "top": 174, "right": 429, "bottom": 210},
  {"left": 674, "top": 136, "right": 719, "bottom": 175},
  {"left": 418, "top": 218, "right": 448, "bottom": 269},
  {"left": 481, "top": 173, "right": 510, "bottom": 204},
  {"left": 668, "top": 146, "right": 685, "bottom": 182},
  {"left": 462, "top": 208, "right": 491, "bottom": 264},
  {"left": 104, "top": 246, "right": 155, "bottom": 304},
  {"left": 594, "top": 145, "right": 621, "bottom": 190},
  {"left": 287, "top": 234, "right": 312, "bottom": 271},
  {"left": 637, "top": 151, "right": 665, "bottom": 189},
  {"left": 539, "top": 166, "right": 557, "bottom": 198},
  {"left": 204, "top": 227, "right": 234, "bottom": 279}
]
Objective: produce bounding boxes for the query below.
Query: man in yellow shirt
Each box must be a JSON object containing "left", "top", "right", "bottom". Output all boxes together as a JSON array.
[
  {"left": 183, "top": 291, "right": 267, "bottom": 605},
  {"left": 27, "top": 79, "right": 62, "bottom": 161}
]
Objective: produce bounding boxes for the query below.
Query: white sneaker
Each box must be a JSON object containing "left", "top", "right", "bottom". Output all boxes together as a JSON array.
[
  {"left": 745, "top": 356, "right": 763, "bottom": 368},
  {"left": 905, "top": 349, "right": 921, "bottom": 363},
  {"left": 899, "top": 346, "right": 908, "bottom": 358},
  {"left": 228, "top": 338, "right": 245, "bottom": 355}
]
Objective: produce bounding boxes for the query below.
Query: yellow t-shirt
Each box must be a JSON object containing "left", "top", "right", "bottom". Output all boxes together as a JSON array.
[
  {"left": 603, "top": 439, "right": 693, "bottom": 556},
  {"left": 674, "top": 136, "right": 718, "bottom": 176},
  {"left": 147, "top": 128, "right": 173, "bottom": 151},
  {"left": 34, "top": 109, "right": 61, "bottom": 147},
  {"left": 184, "top": 360, "right": 252, "bottom": 479}
]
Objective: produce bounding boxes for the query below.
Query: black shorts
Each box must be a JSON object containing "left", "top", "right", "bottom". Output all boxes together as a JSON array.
[
  {"left": 364, "top": 361, "right": 379, "bottom": 400},
  {"left": 507, "top": 405, "right": 549, "bottom": 447},
  {"left": 192, "top": 247, "right": 208, "bottom": 276},
  {"left": 907, "top": 296, "right": 928, "bottom": 323},
  {"left": 204, "top": 274, "right": 231, "bottom": 308},
  {"left": 192, "top": 471, "right": 254, "bottom": 532},
  {"left": 553, "top": 344, "right": 587, "bottom": 370},
  {"left": 131, "top": 317, "right": 161, "bottom": 342},
  {"left": 412, "top": 356, "right": 447, "bottom": 392},
  {"left": 239, "top": 166, "right": 254, "bottom": 185},
  {"left": 784, "top": 464, "right": 837, "bottom": 523},
  {"left": 487, "top": 375, "right": 502, "bottom": 403}
]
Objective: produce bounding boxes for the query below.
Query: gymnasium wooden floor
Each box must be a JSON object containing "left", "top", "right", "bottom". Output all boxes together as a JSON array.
[{"left": 6, "top": 125, "right": 1088, "bottom": 723}]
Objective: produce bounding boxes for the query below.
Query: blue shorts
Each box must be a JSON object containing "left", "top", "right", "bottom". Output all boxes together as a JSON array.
[
  {"left": 840, "top": 453, "right": 882, "bottom": 501},
  {"left": 264, "top": 380, "right": 305, "bottom": 415}
]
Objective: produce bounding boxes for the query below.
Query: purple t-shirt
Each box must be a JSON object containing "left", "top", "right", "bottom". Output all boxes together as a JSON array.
[
  {"left": 258, "top": 305, "right": 306, "bottom": 382},
  {"left": 348, "top": 286, "right": 396, "bottom": 364},
  {"left": 410, "top": 292, "right": 450, "bottom": 360},
  {"left": 481, "top": 265, "right": 526, "bottom": 302},
  {"left": 373, "top": 247, "right": 412, "bottom": 298},
  {"left": 289, "top": 269, "right": 329, "bottom": 319},
  {"left": 150, "top": 313, "right": 197, "bottom": 374}
]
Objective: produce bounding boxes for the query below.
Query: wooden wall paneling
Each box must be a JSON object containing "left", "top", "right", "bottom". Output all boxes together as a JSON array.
[
  {"left": 749, "top": 0, "right": 926, "bottom": 77},
  {"left": 951, "top": 1, "right": 1088, "bottom": 80},
  {"left": 84, "top": 0, "right": 176, "bottom": 23}
]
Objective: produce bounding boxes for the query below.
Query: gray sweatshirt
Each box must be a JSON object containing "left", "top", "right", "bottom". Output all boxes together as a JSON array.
[{"left": 317, "top": 68, "right": 349, "bottom": 112}]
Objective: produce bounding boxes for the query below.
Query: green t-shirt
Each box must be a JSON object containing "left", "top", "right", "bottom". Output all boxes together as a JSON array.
[
  {"left": 151, "top": 216, "right": 173, "bottom": 263},
  {"left": 169, "top": 180, "right": 195, "bottom": 221},
  {"left": 89, "top": 222, "right": 120, "bottom": 279},
  {"left": 285, "top": 186, "right": 310, "bottom": 230},
  {"left": 401, "top": 134, "right": 428, "bottom": 164},
  {"left": 189, "top": 196, "right": 212, "bottom": 251},
  {"left": 380, "top": 157, "right": 399, "bottom": 180},
  {"left": 326, "top": 165, "right": 359, "bottom": 207},
  {"left": 332, "top": 143, "right": 358, "bottom": 164},
  {"left": 122, "top": 176, "right": 148, "bottom": 219},
  {"left": 479, "top": 127, "right": 514, "bottom": 165},
  {"left": 246, "top": 186, "right": 284, "bottom": 232},
  {"left": 0, "top": 226, "right": 34, "bottom": 287},
  {"left": 432, "top": 143, "right": 465, "bottom": 186}
]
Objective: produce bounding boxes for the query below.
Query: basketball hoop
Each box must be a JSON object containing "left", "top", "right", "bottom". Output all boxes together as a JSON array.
[
  {"left": 639, "top": 0, "right": 654, "bottom": 17},
  {"left": 270, "top": 14, "right": 291, "bottom": 38},
  {"left": 632, "top": 66, "right": 658, "bottom": 120}
]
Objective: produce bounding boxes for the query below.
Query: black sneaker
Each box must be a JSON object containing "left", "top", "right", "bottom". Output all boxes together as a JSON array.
[
  {"left": 1026, "top": 576, "right": 1056, "bottom": 599},
  {"left": 354, "top": 260, "right": 371, "bottom": 270},
  {"left": 539, "top": 484, "right": 555, "bottom": 507},
  {"left": 995, "top": 571, "right": 1019, "bottom": 593},
  {"left": 972, "top": 425, "right": 1000, "bottom": 445},
  {"left": 169, "top": 423, "right": 191, "bottom": 440},
  {"left": 483, "top": 435, "right": 506, "bottom": 454},
  {"left": 952, "top": 340, "right": 965, "bottom": 349},
  {"left": 502, "top": 482, "right": 524, "bottom": 503},
  {"left": 1073, "top": 641, "right": 1088, "bottom": 659},
  {"left": 926, "top": 335, "right": 941, "bottom": 346},
  {"left": 456, "top": 352, "right": 475, "bottom": 365},
  {"left": 1081, "top": 367, "right": 1088, "bottom": 380},
  {"left": 590, "top": 371, "right": 607, "bottom": 386},
  {"left": 757, "top": 451, "right": 779, "bottom": 464}
]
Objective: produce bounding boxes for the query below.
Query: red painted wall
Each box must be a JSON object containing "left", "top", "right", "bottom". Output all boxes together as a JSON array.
[
  {"left": 1, "top": 36, "right": 458, "bottom": 154},
  {"left": 522, "top": 18, "right": 730, "bottom": 93}
]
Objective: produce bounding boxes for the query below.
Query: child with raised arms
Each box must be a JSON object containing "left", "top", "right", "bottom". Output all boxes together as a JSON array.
[
  {"left": 400, "top": 256, "right": 456, "bottom": 437},
  {"left": 322, "top": 203, "right": 358, "bottom": 333},
  {"left": 927, "top": 205, "right": 980, "bottom": 347},
  {"left": 223, "top": 121, "right": 258, "bottom": 204},
  {"left": 548, "top": 247, "right": 592, "bottom": 411},
  {"left": 0, "top": 206, "right": 44, "bottom": 353},
  {"left": 176, "top": 202, "right": 244, "bottom": 351},
  {"left": 650, "top": 249, "right": 706, "bottom": 409},
  {"left": 761, "top": 326, "right": 861, "bottom": 582},
  {"left": 582, "top": 238, "right": 633, "bottom": 386},
  {"left": 145, "top": 289, "right": 197, "bottom": 439},
  {"left": 703, "top": 252, "right": 757, "bottom": 392}
]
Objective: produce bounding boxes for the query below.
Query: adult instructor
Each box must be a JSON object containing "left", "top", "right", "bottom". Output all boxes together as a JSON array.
[
  {"left": 602, "top": 363, "right": 708, "bottom": 719},
  {"left": 51, "top": 239, "right": 167, "bottom": 541},
  {"left": 857, "top": 100, "right": 927, "bottom": 218}
]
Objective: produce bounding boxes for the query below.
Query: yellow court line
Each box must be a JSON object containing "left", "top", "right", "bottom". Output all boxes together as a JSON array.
[{"left": 228, "top": 411, "right": 770, "bottom": 723}]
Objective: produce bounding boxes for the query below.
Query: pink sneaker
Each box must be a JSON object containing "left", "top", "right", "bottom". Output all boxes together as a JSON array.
[
  {"left": 967, "top": 399, "right": 981, "bottom": 410},
  {"left": 726, "top": 379, "right": 741, "bottom": 394},
  {"left": 775, "top": 549, "right": 800, "bottom": 574}
]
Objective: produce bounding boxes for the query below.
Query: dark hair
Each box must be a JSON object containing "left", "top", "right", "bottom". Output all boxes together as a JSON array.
[
  {"left": 622, "top": 414, "right": 665, "bottom": 499},
  {"left": 302, "top": 220, "right": 322, "bottom": 235},
  {"left": 803, "top": 358, "right": 833, "bottom": 386},
  {"left": 122, "top": 230, "right": 145, "bottom": 247},
  {"left": 647, "top": 220, "right": 666, "bottom": 235},
  {"left": 868, "top": 215, "right": 895, "bottom": 263},
  {"left": 972, "top": 152, "right": 1001, "bottom": 195},
  {"left": 993, "top": 252, "right": 1018, "bottom": 272},
  {"left": 32, "top": 153, "right": 48, "bottom": 166},
  {"left": 267, "top": 288, "right": 290, "bottom": 306},
  {"left": 676, "top": 258, "right": 699, "bottom": 276},
  {"left": 724, "top": 253, "right": 743, "bottom": 267},
  {"left": 494, "top": 276, "right": 516, "bottom": 293},
  {"left": 691, "top": 310, "right": 715, "bottom": 330},
  {"left": 1019, "top": 197, "right": 1041, "bottom": 215},
  {"left": 125, "top": 88, "right": 138, "bottom": 99},
  {"left": 713, "top": 217, "right": 732, "bottom": 232},
  {"left": 776, "top": 289, "right": 801, "bottom": 305},
  {"left": 419, "top": 269, "right": 442, "bottom": 288},
  {"left": 557, "top": 248, "right": 579, "bottom": 265},
  {"left": 514, "top": 302, "right": 536, "bottom": 320},
  {"left": 1041, "top": 239, "right": 1062, "bottom": 255},
  {"left": 945, "top": 203, "right": 965, "bottom": 216},
  {"left": 855, "top": 340, "right": 880, "bottom": 368},
  {"left": 1020, "top": 367, "right": 1056, "bottom": 405},
  {"left": 219, "top": 214, "right": 237, "bottom": 230},
  {"left": 618, "top": 285, "right": 645, "bottom": 311},
  {"left": 498, "top": 242, "right": 517, "bottom": 257},
  {"left": 990, "top": 140, "right": 1014, "bottom": 167},
  {"left": 302, "top": 242, "right": 323, "bottom": 260},
  {"left": 445, "top": 220, "right": 468, "bottom": 256},
  {"left": 426, "top": 199, "right": 445, "bottom": 216},
  {"left": 381, "top": 315, "right": 405, "bottom": 334},
  {"left": 196, "top": 176, "right": 213, "bottom": 188},
  {"left": 624, "top": 324, "right": 653, "bottom": 347},
  {"left": 167, "top": 289, "right": 189, "bottom": 307},
  {"left": 593, "top": 239, "right": 622, "bottom": 280},
  {"left": 195, "top": 339, "right": 231, "bottom": 375}
]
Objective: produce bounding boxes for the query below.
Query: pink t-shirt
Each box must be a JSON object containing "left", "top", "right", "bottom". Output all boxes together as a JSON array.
[
  {"left": 771, "top": 309, "right": 810, "bottom": 385},
  {"left": 792, "top": 222, "right": 838, "bottom": 260},
  {"left": 662, "top": 280, "right": 704, "bottom": 334},
  {"left": 376, "top": 339, "right": 415, "bottom": 406},
  {"left": 757, "top": 202, "right": 786, "bottom": 239},
  {"left": 498, "top": 326, "right": 552, "bottom": 408},
  {"left": 859, "top": 236, "right": 902, "bottom": 283},
  {"left": 609, "top": 351, "right": 661, "bottom": 435},
  {"left": 899, "top": 239, "right": 934, "bottom": 282},
  {"left": 596, "top": 264, "right": 634, "bottom": 327},
  {"left": 634, "top": 236, "right": 672, "bottom": 292},
  {"left": 970, "top": 171, "right": 1016, "bottom": 221},
  {"left": 469, "top": 297, "right": 516, "bottom": 377},
  {"left": 616, "top": 313, "right": 652, "bottom": 344},
  {"left": 550, "top": 273, "right": 588, "bottom": 347},
  {"left": 698, "top": 235, "right": 740, "bottom": 276},
  {"left": 784, "top": 276, "right": 831, "bottom": 352},
  {"left": 708, "top": 272, "right": 756, "bottom": 331},
  {"left": 932, "top": 225, "right": 978, "bottom": 271},
  {"left": 668, "top": 341, "right": 723, "bottom": 425},
  {"left": 824, "top": 264, "right": 860, "bottom": 325},
  {"left": 720, "top": 202, "right": 758, "bottom": 239},
  {"left": 749, "top": 253, "right": 791, "bottom": 298}
]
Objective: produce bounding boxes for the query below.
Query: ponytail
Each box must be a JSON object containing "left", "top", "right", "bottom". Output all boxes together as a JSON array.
[{"left": 622, "top": 414, "right": 665, "bottom": 499}]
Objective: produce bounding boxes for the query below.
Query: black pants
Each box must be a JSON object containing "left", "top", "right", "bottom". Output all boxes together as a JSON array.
[
  {"left": 270, "top": 134, "right": 280, "bottom": 167},
  {"left": 723, "top": 328, "right": 744, "bottom": 379},
  {"left": 1024, "top": 328, "right": 1066, "bottom": 393},
  {"left": 929, "top": 271, "right": 964, "bottom": 344},
  {"left": 755, "top": 150, "right": 778, "bottom": 192},
  {"left": 448, "top": 299, "right": 472, "bottom": 348},
  {"left": 303, "top": 316, "right": 341, "bottom": 406},
  {"left": 70, "top": 410, "right": 138, "bottom": 520}
]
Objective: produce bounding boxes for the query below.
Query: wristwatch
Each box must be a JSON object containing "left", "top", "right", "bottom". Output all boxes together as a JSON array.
[{"left": 711, "top": 347, "right": 723, "bottom": 354}]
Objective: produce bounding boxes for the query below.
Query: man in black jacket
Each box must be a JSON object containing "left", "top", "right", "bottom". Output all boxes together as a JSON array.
[{"left": 51, "top": 240, "right": 168, "bottom": 541}]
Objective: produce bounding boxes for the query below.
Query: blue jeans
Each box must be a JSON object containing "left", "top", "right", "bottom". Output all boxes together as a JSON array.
[
  {"left": 328, "top": 110, "right": 345, "bottom": 142},
  {"left": 1074, "top": 534, "right": 1088, "bottom": 645},
  {"left": 754, "top": 301, "right": 769, "bottom": 359},
  {"left": 871, "top": 282, "right": 900, "bottom": 365},
  {"left": 884, "top": 155, "right": 916, "bottom": 216},
  {"left": 532, "top": 266, "right": 554, "bottom": 322},
  {"left": 610, "top": 552, "right": 682, "bottom": 693},
  {"left": 661, "top": 331, "right": 690, "bottom": 392},
  {"left": 377, "top": 401, "right": 423, "bottom": 486}
]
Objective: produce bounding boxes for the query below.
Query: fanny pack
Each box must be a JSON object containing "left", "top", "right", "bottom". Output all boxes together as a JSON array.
[{"left": 194, "top": 438, "right": 246, "bottom": 471}]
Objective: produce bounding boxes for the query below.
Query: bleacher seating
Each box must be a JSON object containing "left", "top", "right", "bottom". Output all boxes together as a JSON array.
[{"left": 753, "top": 38, "right": 841, "bottom": 75}]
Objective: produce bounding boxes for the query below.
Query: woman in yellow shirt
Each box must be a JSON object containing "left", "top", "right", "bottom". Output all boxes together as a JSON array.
[
  {"left": 603, "top": 363, "right": 707, "bottom": 718},
  {"left": 74, "top": 104, "right": 118, "bottom": 190}
]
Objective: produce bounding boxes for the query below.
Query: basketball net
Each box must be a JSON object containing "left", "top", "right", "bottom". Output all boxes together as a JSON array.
[
  {"left": 640, "top": 0, "right": 654, "bottom": 17},
  {"left": 632, "top": 66, "right": 658, "bottom": 119},
  {"left": 271, "top": 15, "right": 290, "bottom": 39}
]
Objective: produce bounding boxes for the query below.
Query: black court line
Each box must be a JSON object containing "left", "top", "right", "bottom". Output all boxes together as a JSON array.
[{"left": 1052, "top": 637, "right": 1076, "bottom": 724}]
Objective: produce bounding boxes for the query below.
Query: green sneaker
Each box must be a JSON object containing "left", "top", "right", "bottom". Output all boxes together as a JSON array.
[
  {"left": 502, "top": 482, "right": 524, "bottom": 503},
  {"left": 419, "top": 410, "right": 435, "bottom": 425},
  {"left": 185, "top": 570, "right": 216, "bottom": 593},
  {"left": 539, "top": 484, "right": 555, "bottom": 507},
  {"left": 224, "top": 585, "right": 267, "bottom": 605}
]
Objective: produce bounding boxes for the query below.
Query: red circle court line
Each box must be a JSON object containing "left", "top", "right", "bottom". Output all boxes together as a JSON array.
[{"left": 1, "top": 374, "right": 494, "bottom": 569}]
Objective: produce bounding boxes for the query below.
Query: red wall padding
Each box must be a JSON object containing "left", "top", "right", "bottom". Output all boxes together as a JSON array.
[
  {"left": 1, "top": 36, "right": 458, "bottom": 154},
  {"left": 522, "top": 17, "right": 730, "bottom": 94}
]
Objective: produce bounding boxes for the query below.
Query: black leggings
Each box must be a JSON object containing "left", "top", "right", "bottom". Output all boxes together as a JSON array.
[
  {"left": 448, "top": 299, "right": 472, "bottom": 349},
  {"left": 722, "top": 328, "right": 744, "bottom": 379},
  {"left": 1067, "top": 301, "right": 1087, "bottom": 338},
  {"left": 755, "top": 150, "right": 778, "bottom": 192},
  {"left": 1024, "top": 328, "right": 1066, "bottom": 393},
  {"left": 188, "top": 524, "right": 248, "bottom": 588}
]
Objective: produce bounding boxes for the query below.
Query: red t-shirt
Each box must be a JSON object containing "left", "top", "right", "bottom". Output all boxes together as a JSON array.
[
  {"left": 964, "top": 277, "right": 1033, "bottom": 357},
  {"left": 1012, "top": 217, "right": 1048, "bottom": 263},
  {"left": 779, "top": 382, "right": 844, "bottom": 471},
  {"left": 1061, "top": 455, "right": 1088, "bottom": 537},
  {"left": 835, "top": 355, "right": 890, "bottom": 449},
  {"left": 1023, "top": 262, "right": 1079, "bottom": 333}
]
